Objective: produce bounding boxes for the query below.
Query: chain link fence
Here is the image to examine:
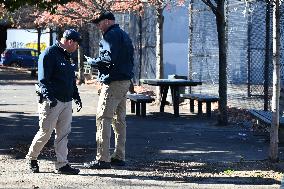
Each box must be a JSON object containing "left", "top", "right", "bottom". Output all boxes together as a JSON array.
[{"left": 189, "top": 0, "right": 284, "bottom": 111}]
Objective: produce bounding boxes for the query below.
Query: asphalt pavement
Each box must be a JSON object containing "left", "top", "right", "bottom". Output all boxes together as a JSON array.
[{"left": 0, "top": 66, "right": 283, "bottom": 188}]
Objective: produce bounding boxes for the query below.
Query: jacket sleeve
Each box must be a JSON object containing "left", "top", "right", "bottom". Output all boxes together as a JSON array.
[
  {"left": 92, "top": 37, "right": 114, "bottom": 83},
  {"left": 104, "top": 30, "right": 120, "bottom": 66},
  {"left": 93, "top": 39, "right": 112, "bottom": 64},
  {"left": 37, "top": 51, "right": 56, "bottom": 102},
  {"left": 102, "top": 30, "right": 121, "bottom": 83}
]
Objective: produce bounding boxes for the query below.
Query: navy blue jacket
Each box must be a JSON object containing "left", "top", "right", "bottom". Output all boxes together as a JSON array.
[
  {"left": 95, "top": 24, "right": 134, "bottom": 84},
  {"left": 37, "top": 42, "right": 80, "bottom": 102}
]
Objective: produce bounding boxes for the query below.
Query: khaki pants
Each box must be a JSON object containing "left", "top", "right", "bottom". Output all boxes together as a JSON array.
[
  {"left": 96, "top": 80, "right": 130, "bottom": 162},
  {"left": 26, "top": 100, "right": 72, "bottom": 169}
]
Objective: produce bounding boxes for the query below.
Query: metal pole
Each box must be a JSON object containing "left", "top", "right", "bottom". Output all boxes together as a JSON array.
[
  {"left": 247, "top": 2, "right": 252, "bottom": 97},
  {"left": 264, "top": 0, "right": 271, "bottom": 111}
]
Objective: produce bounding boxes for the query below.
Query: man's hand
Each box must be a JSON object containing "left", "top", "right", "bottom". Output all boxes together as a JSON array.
[
  {"left": 75, "top": 100, "right": 82, "bottom": 112},
  {"left": 84, "top": 55, "right": 97, "bottom": 64}
]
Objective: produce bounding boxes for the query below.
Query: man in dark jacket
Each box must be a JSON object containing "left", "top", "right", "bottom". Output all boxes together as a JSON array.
[
  {"left": 84, "top": 11, "right": 134, "bottom": 169},
  {"left": 26, "top": 29, "right": 82, "bottom": 175}
]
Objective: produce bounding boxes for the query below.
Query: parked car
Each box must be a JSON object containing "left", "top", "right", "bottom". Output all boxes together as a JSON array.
[{"left": 0, "top": 48, "right": 39, "bottom": 68}]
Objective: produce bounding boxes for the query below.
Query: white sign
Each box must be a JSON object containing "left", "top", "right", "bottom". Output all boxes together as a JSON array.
[{"left": 6, "top": 29, "right": 53, "bottom": 52}]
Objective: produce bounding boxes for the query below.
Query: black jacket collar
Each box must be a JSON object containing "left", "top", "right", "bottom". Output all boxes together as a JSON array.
[
  {"left": 104, "top": 24, "right": 119, "bottom": 36},
  {"left": 55, "top": 41, "right": 71, "bottom": 58}
]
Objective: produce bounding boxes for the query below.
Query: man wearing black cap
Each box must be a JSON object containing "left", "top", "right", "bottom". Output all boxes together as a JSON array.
[
  {"left": 84, "top": 11, "right": 134, "bottom": 169},
  {"left": 25, "top": 29, "right": 83, "bottom": 175}
]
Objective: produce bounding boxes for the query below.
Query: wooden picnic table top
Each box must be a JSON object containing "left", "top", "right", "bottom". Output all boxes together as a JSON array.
[{"left": 140, "top": 79, "right": 202, "bottom": 86}]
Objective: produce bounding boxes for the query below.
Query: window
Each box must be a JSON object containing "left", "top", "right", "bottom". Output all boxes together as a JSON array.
[{"left": 15, "top": 50, "right": 32, "bottom": 56}]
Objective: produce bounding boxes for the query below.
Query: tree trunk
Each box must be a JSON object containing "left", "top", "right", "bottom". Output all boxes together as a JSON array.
[
  {"left": 37, "top": 27, "right": 41, "bottom": 54},
  {"left": 156, "top": 8, "right": 164, "bottom": 80},
  {"left": 77, "top": 27, "right": 86, "bottom": 85},
  {"left": 49, "top": 28, "right": 54, "bottom": 46},
  {"left": 155, "top": 7, "right": 164, "bottom": 102},
  {"left": 187, "top": 0, "right": 194, "bottom": 94},
  {"left": 138, "top": 12, "right": 143, "bottom": 85},
  {"left": 270, "top": 0, "right": 280, "bottom": 162},
  {"left": 188, "top": 0, "right": 194, "bottom": 81},
  {"left": 77, "top": 45, "right": 85, "bottom": 84},
  {"left": 216, "top": 1, "right": 228, "bottom": 125}
]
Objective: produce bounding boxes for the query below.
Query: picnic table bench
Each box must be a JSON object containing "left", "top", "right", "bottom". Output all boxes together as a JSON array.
[
  {"left": 248, "top": 109, "right": 284, "bottom": 127},
  {"left": 140, "top": 79, "right": 202, "bottom": 117},
  {"left": 180, "top": 93, "right": 219, "bottom": 117},
  {"left": 127, "top": 93, "right": 154, "bottom": 117},
  {"left": 83, "top": 61, "right": 98, "bottom": 79},
  {"left": 249, "top": 110, "right": 284, "bottom": 143}
]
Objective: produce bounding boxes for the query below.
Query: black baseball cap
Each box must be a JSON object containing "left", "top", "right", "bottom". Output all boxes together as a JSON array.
[
  {"left": 92, "top": 11, "right": 115, "bottom": 24},
  {"left": 63, "top": 29, "right": 82, "bottom": 44}
]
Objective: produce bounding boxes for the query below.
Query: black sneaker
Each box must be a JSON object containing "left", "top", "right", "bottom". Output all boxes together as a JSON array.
[
  {"left": 56, "top": 164, "right": 80, "bottom": 175},
  {"left": 29, "top": 160, "right": 39, "bottom": 173},
  {"left": 83, "top": 160, "right": 111, "bottom": 169},
  {"left": 111, "top": 158, "right": 126, "bottom": 166}
]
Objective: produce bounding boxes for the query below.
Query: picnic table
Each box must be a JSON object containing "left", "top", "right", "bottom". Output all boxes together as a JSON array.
[{"left": 140, "top": 79, "right": 202, "bottom": 117}]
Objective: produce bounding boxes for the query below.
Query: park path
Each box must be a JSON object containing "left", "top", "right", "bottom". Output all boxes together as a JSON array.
[{"left": 0, "top": 66, "right": 282, "bottom": 189}]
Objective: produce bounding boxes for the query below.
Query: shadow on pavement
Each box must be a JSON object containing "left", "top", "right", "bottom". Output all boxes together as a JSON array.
[
  {"left": 82, "top": 172, "right": 280, "bottom": 185},
  {"left": 0, "top": 111, "right": 281, "bottom": 185},
  {"left": 0, "top": 66, "right": 37, "bottom": 85},
  {"left": 0, "top": 111, "right": 277, "bottom": 163}
]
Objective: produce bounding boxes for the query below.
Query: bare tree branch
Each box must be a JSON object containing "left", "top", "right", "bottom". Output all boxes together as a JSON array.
[{"left": 201, "top": 0, "right": 217, "bottom": 14}]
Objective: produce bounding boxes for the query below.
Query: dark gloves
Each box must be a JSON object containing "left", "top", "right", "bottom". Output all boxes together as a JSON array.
[
  {"left": 48, "top": 99, "right": 57, "bottom": 108},
  {"left": 75, "top": 99, "right": 82, "bottom": 112}
]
